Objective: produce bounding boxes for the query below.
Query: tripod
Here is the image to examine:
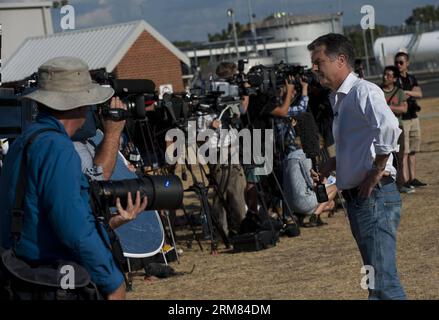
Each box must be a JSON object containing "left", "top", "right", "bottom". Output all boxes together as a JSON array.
[
  {"left": 180, "top": 132, "right": 235, "bottom": 254},
  {"left": 124, "top": 117, "right": 189, "bottom": 261},
  {"left": 243, "top": 116, "right": 300, "bottom": 232}
]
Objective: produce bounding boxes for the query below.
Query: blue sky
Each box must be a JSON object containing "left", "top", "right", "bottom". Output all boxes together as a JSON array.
[{"left": 7, "top": 0, "right": 439, "bottom": 41}]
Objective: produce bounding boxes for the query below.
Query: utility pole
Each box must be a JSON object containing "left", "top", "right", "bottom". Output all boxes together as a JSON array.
[
  {"left": 283, "top": 13, "right": 289, "bottom": 63},
  {"left": 227, "top": 9, "right": 240, "bottom": 59},
  {"left": 275, "top": 12, "right": 289, "bottom": 63},
  {"left": 370, "top": 28, "right": 375, "bottom": 70},
  {"left": 362, "top": 29, "right": 371, "bottom": 76},
  {"left": 247, "top": 0, "right": 258, "bottom": 54}
]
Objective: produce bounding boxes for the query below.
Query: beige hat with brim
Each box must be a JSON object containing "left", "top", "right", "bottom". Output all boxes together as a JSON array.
[{"left": 24, "top": 56, "right": 114, "bottom": 111}]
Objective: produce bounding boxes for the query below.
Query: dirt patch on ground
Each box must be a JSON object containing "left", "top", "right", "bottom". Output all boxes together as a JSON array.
[{"left": 127, "top": 98, "right": 439, "bottom": 300}]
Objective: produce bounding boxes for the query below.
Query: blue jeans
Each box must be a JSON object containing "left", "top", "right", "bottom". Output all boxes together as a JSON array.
[{"left": 346, "top": 181, "right": 406, "bottom": 300}]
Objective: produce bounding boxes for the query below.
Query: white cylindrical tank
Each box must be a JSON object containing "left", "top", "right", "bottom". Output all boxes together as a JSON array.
[
  {"left": 255, "top": 14, "right": 343, "bottom": 67},
  {"left": 374, "top": 31, "right": 439, "bottom": 67},
  {"left": 245, "top": 56, "right": 274, "bottom": 71}
]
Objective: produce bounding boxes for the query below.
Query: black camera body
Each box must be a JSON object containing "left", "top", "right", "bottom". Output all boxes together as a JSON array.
[
  {"left": 92, "top": 70, "right": 157, "bottom": 121},
  {"left": 0, "top": 74, "right": 41, "bottom": 140},
  {"left": 245, "top": 62, "right": 317, "bottom": 98},
  {"left": 315, "top": 183, "right": 329, "bottom": 203},
  {"left": 186, "top": 81, "right": 242, "bottom": 117}
]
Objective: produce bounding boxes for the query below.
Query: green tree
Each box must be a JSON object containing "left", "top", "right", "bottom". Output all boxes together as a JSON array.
[
  {"left": 207, "top": 22, "right": 247, "bottom": 42},
  {"left": 172, "top": 40, "right": 196, "bottom": 49},
  {"left": 345, "top": 25, "right": 387, "bottom": 59},
  {"left": 52, "top": 0, "right": 69, "bottom": 8},
  {"left": 405, "top": 5, "right": 439, "bottom": 25}
]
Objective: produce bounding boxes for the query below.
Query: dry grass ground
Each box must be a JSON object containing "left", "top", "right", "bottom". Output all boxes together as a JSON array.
[{"left": 127, "top": 98, "right": 439, "bottom": 300}]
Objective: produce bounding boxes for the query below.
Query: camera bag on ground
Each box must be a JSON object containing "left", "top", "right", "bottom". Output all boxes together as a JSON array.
[
  {"left": 0, "top": 128, "right": 102, "bottom": 300},
  {"left": 231, "top": 210, "right": 280, "bottom": 253}
]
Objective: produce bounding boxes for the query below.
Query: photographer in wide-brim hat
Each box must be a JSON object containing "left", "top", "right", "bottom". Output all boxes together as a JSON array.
[{"left": 0, "top": 57, "right": 146, "bottom": 300}]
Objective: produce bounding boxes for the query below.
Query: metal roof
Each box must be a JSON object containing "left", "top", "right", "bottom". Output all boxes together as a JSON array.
[
  {"left": 248, "top": 13, "right": 343, "bottom": 31},
  {"left": 1, "top": 20, "right": 190, "bottom": 83},
  {"left": 0, "top": 2, "right": 53, "bottom": 9}
]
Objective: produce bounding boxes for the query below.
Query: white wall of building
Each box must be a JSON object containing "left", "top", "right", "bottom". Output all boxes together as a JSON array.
[{"left": 0, "top": 2, "right": 53, "bottom": 63}]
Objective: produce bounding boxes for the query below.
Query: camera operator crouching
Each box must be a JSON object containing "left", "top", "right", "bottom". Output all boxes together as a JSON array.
[
  {"left": 242, "top": 63, "right": 337, "bottom": 228},
  {"left": 274, "top": 76, "right": 338, "bottom": 227}
]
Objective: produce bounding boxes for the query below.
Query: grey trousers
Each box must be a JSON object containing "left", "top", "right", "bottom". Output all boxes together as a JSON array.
[{"left": 210, "top": 164, "right": 247, "bottom": 236}]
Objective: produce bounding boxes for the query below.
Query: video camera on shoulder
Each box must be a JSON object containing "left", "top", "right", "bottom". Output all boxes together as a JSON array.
[
  {"left": 92, "top": 70, "right": 157, "bottom": 121},
  {"left": 246, "top": 62, "right": 316, "bottom": 96}
]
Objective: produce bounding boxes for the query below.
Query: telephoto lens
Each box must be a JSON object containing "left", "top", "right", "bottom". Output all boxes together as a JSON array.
[{"left": 96, "top": 175, "right": 183, "bottom": 210}]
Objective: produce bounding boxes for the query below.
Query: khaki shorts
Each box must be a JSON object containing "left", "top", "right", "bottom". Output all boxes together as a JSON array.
[{"left": 401, "top": 118, "right": 421, "bottom": 153}]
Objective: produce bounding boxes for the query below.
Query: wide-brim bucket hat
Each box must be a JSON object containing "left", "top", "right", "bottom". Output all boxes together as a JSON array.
[{"left": 24, "top": 56, "right": 114, "bottom": 111}]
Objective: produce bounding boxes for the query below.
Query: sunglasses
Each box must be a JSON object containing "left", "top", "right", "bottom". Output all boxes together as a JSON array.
[{"left": 395, "top": 61, "right": 405, "bottom": 65}]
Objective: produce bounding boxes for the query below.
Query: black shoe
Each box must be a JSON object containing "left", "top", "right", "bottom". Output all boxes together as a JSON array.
[
  {"left": 403, "top": 182, "right": 415, "bottom": 189},
  {"left": 310, "top": 214, "right": 327, "bottom": 227},
  {"left": 399, "top": 185, "right": 415, "bottom": 194},
  {"left": 297, "top": 215, "right": 306, "bottom": 227},
  {"left": 228, "top": 229, "right": 238, "bottom": 239},
  {"left": 302, "top": 214, "right": 320, "bottom": 228},
  {"left": 410, "top": 179, "right": 427, "bottom": 187}
]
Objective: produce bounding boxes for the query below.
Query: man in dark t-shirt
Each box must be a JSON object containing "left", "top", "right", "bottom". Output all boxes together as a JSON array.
[
  {"left": 381, "top": 65, "right": 410, "bottom": 193},
  {"left": 394, "top": 52, "right": 426, "bottom": 188}
]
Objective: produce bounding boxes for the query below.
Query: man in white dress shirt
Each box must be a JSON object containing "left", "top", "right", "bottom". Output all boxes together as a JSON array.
[{"left": 308, "top": 33, "right": 406, "bottom": 300}]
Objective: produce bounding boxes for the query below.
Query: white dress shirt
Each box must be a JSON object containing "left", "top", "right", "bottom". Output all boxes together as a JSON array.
[{"left": 329, "top": 72, "right": 402, "bottom": 190}]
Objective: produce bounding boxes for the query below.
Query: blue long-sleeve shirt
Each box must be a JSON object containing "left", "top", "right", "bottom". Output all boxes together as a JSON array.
[
  {"left": 275, "top": 96, "right": 309, "bottom": 156},
  {"left": 0, "top": 113, "right": 124, "bottom": 294}
]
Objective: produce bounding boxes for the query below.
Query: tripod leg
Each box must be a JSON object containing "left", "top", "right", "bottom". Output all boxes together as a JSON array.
[
  {"left": 254, "top": 178, "right": 277, "bottom": 239},
  {"left": 126, "top": 258, "right": 133, "bottom": 292},
  {"left": 270, "top": 171, "right": 299, "bottom": 225},
  {"left": 182, "top": 138, "right": 230, "bottom": 253},
  {"left": 164, "top": 210, "right": 180, "bottom": 263},
  {"left": 199, "top": 190, "right": 219, "bottom": 254},
  {"left": 336, "top": 190, "right": 348, "bottom": 217},
  {"left": 189, "top": 162, "right": 231, "bottom": 251},
  {"left": 181, "top": 204, "right": 203, "bottom": 251},
  {"left": 201, "top": 164, "right": 235, "bottom": 247}
]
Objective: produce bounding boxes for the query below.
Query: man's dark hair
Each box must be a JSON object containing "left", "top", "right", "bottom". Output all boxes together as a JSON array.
[
  {"left": 383, "top": 65, "right": 400, "bottom": 79},
  {"left": 216, "top": 62, "right": 237, "bottom": 79},
  {"left": 307, "top": 33, "right": 355, "bottom": 68},
  {"left": 395, "top": 52, "right": 409, "bottom": 61},
  {"left": 36, "top": 102, "right": 63, "bottom": 116},
  {"left": 36, "top": 102, "right": 85, "bottom": 118}
]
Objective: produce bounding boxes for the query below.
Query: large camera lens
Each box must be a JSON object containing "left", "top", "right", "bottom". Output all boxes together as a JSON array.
[
  {"left": 125, "top": 95, "right": 146, "bottom": 119},
  {"left": 97, "top": 175, "right": 183, "bottom": 210}
]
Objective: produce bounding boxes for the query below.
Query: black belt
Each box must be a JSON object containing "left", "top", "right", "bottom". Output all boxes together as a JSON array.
[{"left": 342, "top": 176, "right": 394, "bottom": 202}]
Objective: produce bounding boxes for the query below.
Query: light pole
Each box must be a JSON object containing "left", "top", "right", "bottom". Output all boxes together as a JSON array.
[
  {"left": 275, "top": 12, "right": 289, "bottom": 63},
  {"left": 247, "top": 0, "right": 258, "bottom": 54},
  {"left": 362, "top": 29, "right": 371, "bottom": 76},
  {"left": 227, "top": 8, "right": 240, "bottom": 59}
]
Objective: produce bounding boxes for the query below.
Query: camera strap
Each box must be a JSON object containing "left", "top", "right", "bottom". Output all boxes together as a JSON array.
[
  {"left": 10, "top": 128, "right": 62, "bottom": 247},
  {"left": 385, "top": 88, "right": 399, "bottom": 106},
  {"left": 88, "top": 186, "right": 129, "bottom": 286}
]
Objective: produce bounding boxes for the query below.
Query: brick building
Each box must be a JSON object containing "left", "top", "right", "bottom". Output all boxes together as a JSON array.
[{"left": 1, "top": 20, "right": 190, "bottom": 92}]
